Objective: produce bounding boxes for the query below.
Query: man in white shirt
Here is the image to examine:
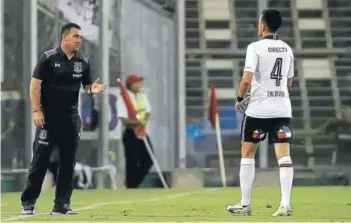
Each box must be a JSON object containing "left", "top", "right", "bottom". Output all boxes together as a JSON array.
[
  {"left": 227, "top": 8, "right": 294, "bottom": 217},
  {"left": 117, "top": 74, "right": 153, "bottom": 188}
]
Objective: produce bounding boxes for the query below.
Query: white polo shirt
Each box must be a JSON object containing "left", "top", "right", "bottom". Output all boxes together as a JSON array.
[{"left": 244, "top": 36, "right": 294, "bottom": 118}]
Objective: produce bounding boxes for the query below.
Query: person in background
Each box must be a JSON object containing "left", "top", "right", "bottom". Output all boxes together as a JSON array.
[{"left": 117, "top": 74, "right": 154, "bottom": 188}]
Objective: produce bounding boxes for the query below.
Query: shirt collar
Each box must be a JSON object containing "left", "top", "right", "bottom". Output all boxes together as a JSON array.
[
  {"left": 57, "top": 47, "right": 66, "bottom": 57},
  {"left": 57, "top": 46, "right": 82, "bottom": 59},
  {"left": 262, "top": 34, "right": 279, "bottom": 40}
]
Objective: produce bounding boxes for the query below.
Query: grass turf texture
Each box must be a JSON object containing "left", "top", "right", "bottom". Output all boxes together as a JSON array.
[{"left": 1, "top": 186, "right": 350, "bottom": 222}]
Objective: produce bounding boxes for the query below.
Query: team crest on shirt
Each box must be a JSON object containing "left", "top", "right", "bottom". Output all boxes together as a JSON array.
[
  {"left": 74, "top": 62, "right": 82, "bottom": 73},
  {"left": 39, "top": 129, "right": 47, "bottom": 140},
  {"left": 38, "top": 129, "right": 49, "bottom": 145},
  {"left": 277, "top": 126, "right": 292, "bottom": 139}
]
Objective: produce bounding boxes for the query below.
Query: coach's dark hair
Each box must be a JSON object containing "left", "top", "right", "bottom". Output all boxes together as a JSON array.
[
  {"left": 261, "top": 8, "right": 282, "bottom": 32},
  {"left": 60, "top": 23, "right": 81, "bottom": 40}
]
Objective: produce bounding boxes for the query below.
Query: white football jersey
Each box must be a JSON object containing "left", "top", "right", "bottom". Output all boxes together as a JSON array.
[{"left": 243, "top": 36, "right": 294, "bottom": 118}]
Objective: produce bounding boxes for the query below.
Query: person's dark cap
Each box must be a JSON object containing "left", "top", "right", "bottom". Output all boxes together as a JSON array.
[{"left": 125, "top": 74, "right": 144, "bottom": 85}]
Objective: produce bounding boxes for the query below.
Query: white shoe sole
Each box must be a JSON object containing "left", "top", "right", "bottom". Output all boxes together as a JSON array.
[
  {"left": 21, "top": 210, "right": 35, "bottom": 215},
  {"left": 51, "top": 211, "right": 77, "bottom": 215}
]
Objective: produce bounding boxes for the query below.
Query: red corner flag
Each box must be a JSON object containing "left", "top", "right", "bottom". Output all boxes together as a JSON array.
[
  {"left": 208, "top": 84, "right": 219, "bottom": 128},
  {"left": 117, "top": 78, "right": 146, "bottom": 136}
]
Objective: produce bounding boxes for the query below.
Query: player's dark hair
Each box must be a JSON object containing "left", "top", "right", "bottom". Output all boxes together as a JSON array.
[
  {"left": 261, "top": 8, "right": 282, "bottom": 32},
  {"left": 60, "top": 23, "right": 81, "bottom": 40}
]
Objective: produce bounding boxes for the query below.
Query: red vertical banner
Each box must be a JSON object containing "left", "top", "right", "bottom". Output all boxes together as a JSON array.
[
  {"left": 117, "top": 79, "right": 146, "bottom": 136},
  {"left": 208, "top": 84, "right": 219, "bottom": 128}
]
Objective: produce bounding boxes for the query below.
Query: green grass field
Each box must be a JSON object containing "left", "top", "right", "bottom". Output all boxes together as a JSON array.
[{"left": 1, "top": 186, "right": 351, "bottom": 222}]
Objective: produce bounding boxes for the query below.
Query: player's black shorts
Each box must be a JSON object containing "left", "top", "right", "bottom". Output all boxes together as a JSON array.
[{"left": 241, "top": 115, "right": 292, "bottom": 145}]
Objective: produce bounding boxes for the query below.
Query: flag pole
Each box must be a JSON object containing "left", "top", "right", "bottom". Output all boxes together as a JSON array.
[
  {"left": 142, "top": 137, "right": 169, "bottom": 189},
  {"left": 214, "top": 113, "right": 227, "bottom": 187},
  {"left": 208, "top": 85, "right": 227, "bottom": 187}
]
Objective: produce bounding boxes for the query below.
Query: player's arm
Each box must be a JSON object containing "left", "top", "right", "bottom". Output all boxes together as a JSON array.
[
  {"left": 82, "top": 58, "right": 93, "bottom": 95},
  {"left": 287, "top": 52, "right": 294, "bottom": 88},
  {"left": 238, "top": 72, "right": 253, "bottom": 98},
  {"left": 238, "top": 44, "right": 258, "bottom": 99},
  {"left": 31, "top": 53, "right": 48, "bottom": 112},
  {"left": 287, "top": 78, "right": 293, "bottom": 88}
]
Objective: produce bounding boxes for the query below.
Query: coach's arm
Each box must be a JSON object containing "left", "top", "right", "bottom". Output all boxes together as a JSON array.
[{"left": 31, "top": 53, "right": 49, "bottom": 127}]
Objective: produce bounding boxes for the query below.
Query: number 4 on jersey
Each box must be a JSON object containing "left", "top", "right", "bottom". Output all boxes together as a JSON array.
[{"left": 270, "top": 58, "right": 283, "bottom": 86}]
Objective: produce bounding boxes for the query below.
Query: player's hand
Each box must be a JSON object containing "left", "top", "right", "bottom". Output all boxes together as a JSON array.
[
  {"left": 91, "top": 78, "right": 106, "bottom": 94},
  {"left": 235, "top": 101, "right": 243, "bottom": 112},
  {"left": 33, "top": 110, "right": 44, "bottom": 128},
  {"left": 235, "top": 94, "right": 251, "bottom": 112}
]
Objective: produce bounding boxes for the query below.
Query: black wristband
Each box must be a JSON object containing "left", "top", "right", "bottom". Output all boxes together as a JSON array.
[
  {"left": 86, "top": 85, "right": 93, "bottom": 95},
  {"left": 89, "top": 85, "right": 93, "bottom": 95},
  {"left": 237, "top": 96, "right": 244, "bottom": 102}
]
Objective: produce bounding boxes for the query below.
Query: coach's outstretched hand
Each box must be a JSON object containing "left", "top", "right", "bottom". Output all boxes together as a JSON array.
[{"left": 91, "top": 78, "right": 106, "bottom": 94}]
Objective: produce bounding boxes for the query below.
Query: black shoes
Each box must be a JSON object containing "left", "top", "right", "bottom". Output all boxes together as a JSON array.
[
  {"left": 21, "top": 202, "right": 77, "bottom": 216},
  {"left": 20, "top": 204, "right": 35, "bottom": 215},
  {"left": 51, "top": 203, "right": 77, "bottom": 215}
]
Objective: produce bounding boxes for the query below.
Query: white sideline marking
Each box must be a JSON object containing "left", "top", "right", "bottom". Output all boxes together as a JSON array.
[{"left": 2, "top": 189, "right": 217, "bottom": 222}]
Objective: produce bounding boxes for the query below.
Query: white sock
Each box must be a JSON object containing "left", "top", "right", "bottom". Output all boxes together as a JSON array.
[
  {"left": 240, "top": 158, "right": 255, "bottom": 206},
  {"left": 278, "top": 156, "right": 294, "bottom": 207}
]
